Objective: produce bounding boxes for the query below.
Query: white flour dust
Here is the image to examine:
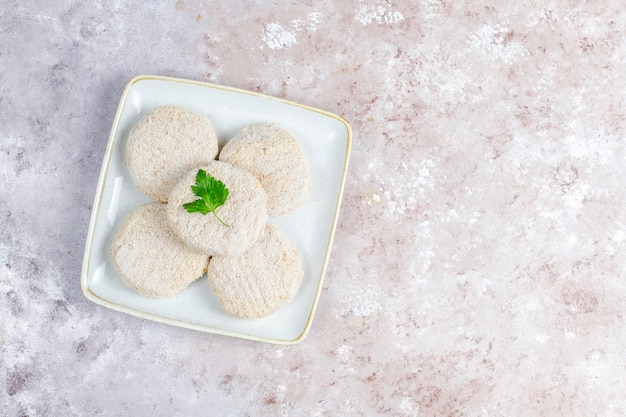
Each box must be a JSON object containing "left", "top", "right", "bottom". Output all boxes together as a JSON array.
[
  {"left": 468, "top": 24, "right": 527, "bottom": 64},
  {"left": 355, "top": 1, "right": 405, "bottom": 26},
  {"left": 261, "top": 12, "right": 324, "bottom": 50}
]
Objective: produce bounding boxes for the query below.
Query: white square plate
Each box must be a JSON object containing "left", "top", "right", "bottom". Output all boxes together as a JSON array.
[{"left": 81, "top": 75, "right": 351, "bottom": 345}]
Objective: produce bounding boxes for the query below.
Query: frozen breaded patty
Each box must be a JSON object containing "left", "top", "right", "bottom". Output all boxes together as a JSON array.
[
  {"left": 111, "top": 203, "right": 209, "bottom": 298},
  {"left": 126, "top": 106, "right": 219, "bottom": 202},
  {"left": 219, "top": 123, "right": 311, "bottom": 217},
  {"left": 207, "top": 224, "right": 303, "bottom": 318},
  {"left": 167, "top": 161, "right": 268, "bottom": 257}
]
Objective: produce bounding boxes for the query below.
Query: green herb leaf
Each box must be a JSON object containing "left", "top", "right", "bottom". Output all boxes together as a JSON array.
[
  {"left": 183, "top": 169, "right": 230, "bottom": 227},
  {"left": 182, "top": 199, "right": 211, "bottom": 215}
]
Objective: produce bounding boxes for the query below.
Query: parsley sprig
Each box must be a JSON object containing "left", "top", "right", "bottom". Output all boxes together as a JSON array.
[{"left": 183, "top": 169, "right": 230, "bottom": 227}]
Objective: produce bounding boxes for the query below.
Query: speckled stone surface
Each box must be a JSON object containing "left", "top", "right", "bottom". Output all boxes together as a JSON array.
[{"left": 2, "top": 1, "right": 626, "bottom": 415}]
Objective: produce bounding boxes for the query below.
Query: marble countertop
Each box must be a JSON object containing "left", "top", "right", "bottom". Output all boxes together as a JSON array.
[{"left": 2, "top": 1, "right": 626, "bottom": 415}]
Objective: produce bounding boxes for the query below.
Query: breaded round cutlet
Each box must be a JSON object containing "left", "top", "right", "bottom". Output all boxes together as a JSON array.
[
  {"left": 219, "top": 123, "right": 311, "bottom": 217},
  {"left": 207, "top": 224, "right": 304, "bottom": 318},
  {"left": 126, "top": 106, "right": 219, "bottom": 202},
  {"left": 111, "top": 203, "right": 209, "bottom": 298},
  {"left": 166, "top": 161, "right": 268, "bottom": 257}
]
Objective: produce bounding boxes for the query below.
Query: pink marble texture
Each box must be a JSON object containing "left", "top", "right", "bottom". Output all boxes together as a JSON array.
[{"left": 1, "top": 0, "right": 626, "bottom": 415}]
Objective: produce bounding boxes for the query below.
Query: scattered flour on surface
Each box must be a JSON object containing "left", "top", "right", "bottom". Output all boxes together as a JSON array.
[
  {"left": 336, "top": 344, "right": 353, "bottom": 364},
  {"left": 380, "top": 158, "right": 437, "bottom": 221},
  {"left": 261, "top": 12, "right": 324, "bottom": 50},
  {"left": 399, "top": 397, "right": 419, "bottom": 415},
  {"left": 361, "top": 191, "right": 382, "bottom": 205},
  {"left": 468, "top": 24, "right": 527, "bottom": 64},
  {"left": 355, "top": 1, "right": 405, "bottom": 26},
  {"left": 340, "top": 280, "right": 383, "bottom": 318},
  {"left": 410, "top": 45, "right": 472, "bottom": 111},
  {"left": 421, "top": 0, "right": 446, "bottom": 21},
  {"left": 354, "top": 283, "right": 383, "bottom": 317},
  {"left": 291, "top": 11, "right": 323, "bottom": 33},
  {"left": 262, "top": 22, "right": 297, "bottom": 50}
]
